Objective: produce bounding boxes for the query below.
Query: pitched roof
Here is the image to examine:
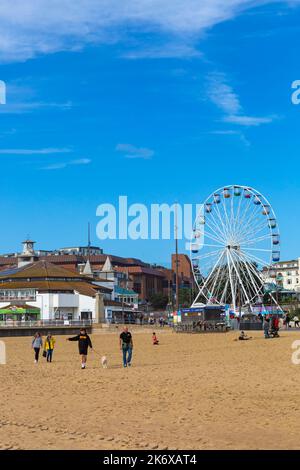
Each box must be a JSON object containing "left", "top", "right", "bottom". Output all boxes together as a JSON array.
[
  {"left": 102, "top": 256, "right": 113, "bottom": 272},
  {"left": 0, "top": 303, "right": 39, "bottom": 310},
  {"left": 115, "top": 286, "right": 138, "bottom": 296},
  {"left": 82, "top": 259, "right": 92, "bottom": 275},
  {"left": 115, "top": 266, "right": 165, "bottom": 277},
  {"left": 0, "top": 280, "right": 111, "bottom": 297},
  {"left": 0, "top": 260, "right": 93, "bottom": 280}
]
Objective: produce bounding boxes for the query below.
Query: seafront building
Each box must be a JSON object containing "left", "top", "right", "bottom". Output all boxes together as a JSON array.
[
  {"left": 0, "top": 240, "right": 195, "bottom": 323},
  {"left": 263, "top": 258, "right": 300, "bottom": 296},
  {"left": 0, "top": 260, "right": 110, "bottom": 322}
]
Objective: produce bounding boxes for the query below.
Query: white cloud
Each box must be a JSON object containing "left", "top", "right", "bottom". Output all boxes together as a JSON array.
[
  {"left": 41, "top": 158, "right": 91, "bottom": 170},
  {"left": 0, "top": 82, "right": 72, "bottom": 114},
  {"left": 116, "top": 143, "right": 154, "bottom": 159},
  {"left": 207, "top": 72, "right": 242, "bottom": 115},
  {"left": 123, "top": 43, "right": 202, "bottom": 60},
  {"left": 210, "top": 130, "right": 241, "bottom": 135},
  {"left": 209, "top": 129, "right": 251, "bottom": 146},
  {"left": 0, "top": 1, "right": 298, "bottom": 62},
  {"left": 223, "top": 114, "right": 277, "bottom": 126},
  {"left": 207, "top": 72, "right": 277, "bottom": 127},
  {"left": 0, "top": 101, "right": 72, "bottom": 114},
  {"left": 42, "top": 163, "right": 68, "bottom": 170},
  {"left": 70, "top": 158, "right": 91, "bottom": 165},
  {"left": 0, "top": 147, "right": 71, "bottom": 154}
]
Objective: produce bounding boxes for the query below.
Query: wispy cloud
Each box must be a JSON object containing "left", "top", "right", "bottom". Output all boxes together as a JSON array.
[
  {"left": 223, "top": 114, "right": 277, "bottom": 126},
  {"left": 0, "top": 1, "right": 298, "bottom": 62},
  {"left": 0, "top": 147, "right": 71, "bottom": 155},
  {"left": 207, "top": 72, "right": 278, "bottom": 127},
  {"left": 116, "top": 143, "right": 154, "bottom": 160},
  {"left": 41, "top": 158, "right": 91, "bottom": 170},
  {"left": 0, "top": 101, "right": 72, "bottom": 114},
  {"left": 207, "top": 73, "right": 242, "bottom": 115},
  {"left": 123, "top": 43, "right": 202, "bottom": 60},
  {"left": 210, "top": 129, "right": 251, "bottom": 147},
  {"left": 0, "top": 82, "right": 72, "bottom": 114}
]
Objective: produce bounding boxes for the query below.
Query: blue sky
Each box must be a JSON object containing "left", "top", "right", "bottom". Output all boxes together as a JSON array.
[{"left": 0, "top": 0, "right": 299, "bottom": 265}]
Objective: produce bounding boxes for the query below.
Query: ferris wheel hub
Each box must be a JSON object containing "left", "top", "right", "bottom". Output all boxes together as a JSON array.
[{"left": 226, "top": 244, "right": 240, "bottom": 251}]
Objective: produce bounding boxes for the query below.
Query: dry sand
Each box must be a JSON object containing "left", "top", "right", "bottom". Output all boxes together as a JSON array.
[{"left": 0, "top": 328, "right": 300, "bottom": 450}]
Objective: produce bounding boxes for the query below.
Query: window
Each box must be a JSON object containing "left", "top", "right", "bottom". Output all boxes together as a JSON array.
[
  {"left": 0, "top": 289, "right": 36, "bottom": 301},
  {"left": 133, "top": 283, "right": 141, "bottom": 293}
]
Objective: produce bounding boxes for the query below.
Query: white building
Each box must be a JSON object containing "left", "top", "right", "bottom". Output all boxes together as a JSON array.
[
  {"left": 263, "top": 258, "right": 300, "bottom": 293},
  {"left": 0, "top": 260, "right": 112, "bottom": 322},
  {"left": 94, "top": 256, "right": 140, "bottom": 322},
  {"left": 57, "top": 246, "right": 103, "bottom": 256}
]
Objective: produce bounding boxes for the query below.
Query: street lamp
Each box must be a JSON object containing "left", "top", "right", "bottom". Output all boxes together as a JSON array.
[{"left": 275, "top": 273, "right": 283, "bottom": 312}]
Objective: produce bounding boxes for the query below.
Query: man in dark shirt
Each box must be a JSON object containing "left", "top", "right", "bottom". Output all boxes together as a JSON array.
[
  {"left": 119, "top": 327, "right": 133, "bottom": 368},
  {"left": 68, "top": 328, "right": 93, "bottom": 369}
]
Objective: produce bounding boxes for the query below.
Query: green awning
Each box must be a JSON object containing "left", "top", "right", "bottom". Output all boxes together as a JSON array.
[{"left": 0, "top": 305, "right": 40, "bottom": 314}]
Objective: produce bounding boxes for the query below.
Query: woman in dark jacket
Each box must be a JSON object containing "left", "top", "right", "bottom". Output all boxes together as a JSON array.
[{"left": 67, "top": 328, "right": 93, "bottom": 369}]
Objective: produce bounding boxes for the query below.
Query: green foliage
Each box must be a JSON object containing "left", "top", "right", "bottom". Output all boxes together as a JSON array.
[
  {"left": 178, "top": 288, "right": 193, "bottom": 308},
  {"left": 149, "top": 293, "right": 169, "bottom": 310}
]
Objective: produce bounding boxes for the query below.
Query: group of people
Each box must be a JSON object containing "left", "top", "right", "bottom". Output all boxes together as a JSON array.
[
  {"left": 283, "top": 313, "right": 300, "bottom": 328},
  {"left": 263, "top": 316, "right": 280, "bottom": 338},
  {"left": 32, "top": 327, "right": 160, "bottom": 369},
  {"left": 32, "top": 332, "right": 55, "bottom": 363}
]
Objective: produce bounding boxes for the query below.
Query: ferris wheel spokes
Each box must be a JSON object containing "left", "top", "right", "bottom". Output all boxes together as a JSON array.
[
  {"left": 193, "top": 250, "right": 227, "bottom": 304},
  {"left": 227, "top": 249, "right": 252, "bottom": 306},
  {"left": 237, "top": 250, "right": 265, "bottom": 297},
  {"left": 190, "top": 184, "right": 280, "bottom": 310},
  {"left": 202, "top": 217, "right": 227, "bottom": 244},
  {"left": 235, "top": 205, "right": 265, "bottom": 243},
  {"left": 231, "top": 249, "right": 263, "bottom": 302},
  {"left": 212, "top": 199, "right": 232, "bottom": 241}
]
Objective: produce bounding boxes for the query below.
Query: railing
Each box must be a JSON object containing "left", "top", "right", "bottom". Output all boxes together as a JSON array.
[
  {"left": 0, "top": 319, "right": 93, "bottom": 328},
  {"left": 174, "top": 321, "right": 229, "bottom": 333},
  {"left": 107, "top": 318, "right": 170, "bottom": 326}
]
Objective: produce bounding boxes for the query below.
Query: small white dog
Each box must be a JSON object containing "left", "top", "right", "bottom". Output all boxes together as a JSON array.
[{"left": 101, "top": 356, "right": 108, "bottom": 368}]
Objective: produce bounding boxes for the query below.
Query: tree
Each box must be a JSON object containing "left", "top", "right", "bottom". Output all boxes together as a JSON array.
[
  {"left": 178, "top": 288, "right": 193, "bottom": 308},
  {"left": 149, "top": 293, "right": 169, "bottom": 310},
  {"left": 196, "top": 259, "right": 262, "bottom": 306}
]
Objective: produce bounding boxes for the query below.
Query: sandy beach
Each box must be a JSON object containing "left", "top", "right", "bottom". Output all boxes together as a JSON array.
[{"left": 1, "top": 328, "right": 300, "bottom": 450}]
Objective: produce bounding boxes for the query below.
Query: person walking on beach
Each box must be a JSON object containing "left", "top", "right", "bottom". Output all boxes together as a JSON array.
[
  {"left": 285, "top": 313, "right": 291, "bottom": 329},
  {"left": 32, "top": 332, "right": 43, "bottom": 364},
  {"left": 44, "top": 332, "right": 56, "bottom": 363},
  {"left": 263, "top": 318, "right": 270, "bottom": 339},
  {"left": 67, "top": 328, "right": 93, "bottom": 369},
  {"left": 119, "top": 326, "right": 133, "bottom": 368}
]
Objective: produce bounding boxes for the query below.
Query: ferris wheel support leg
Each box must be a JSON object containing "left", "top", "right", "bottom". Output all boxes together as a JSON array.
[
  {"left": 191, "top": 250, "right": 225, "bottom": 307},
  {"left": 228, "top": 249, "right": 252, "bottom": 307},
  {"left": 268, "top": 293, "right": 284, "bottom": 313},
  {"left": 226, "top": 251, "right": 236, "bottom": 314}
]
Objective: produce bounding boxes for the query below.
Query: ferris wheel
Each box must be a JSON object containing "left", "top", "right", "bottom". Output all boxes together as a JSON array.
[{"left": 190, "top": 185, "right": 280, "bottom": 312}]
